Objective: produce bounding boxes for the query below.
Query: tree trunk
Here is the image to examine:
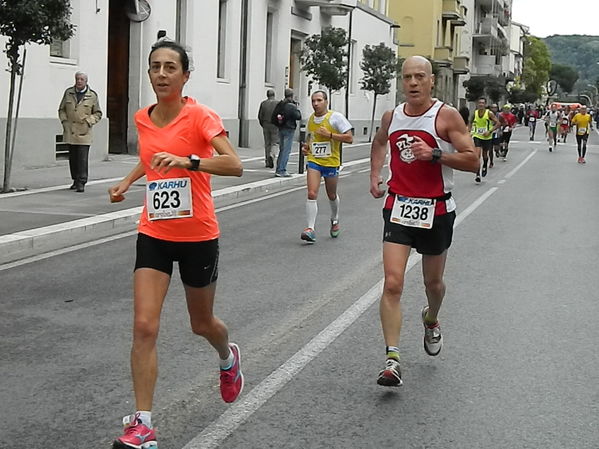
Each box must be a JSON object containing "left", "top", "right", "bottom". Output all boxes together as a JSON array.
[
  {"left": 9, "top": 49, "right": 27, "bottom": 183},
  {"left": 368, "top": 93, "right": 378, "bottom": 142},
  {"left": 3, "top": 45, "right": 19, "bottom": 193}
]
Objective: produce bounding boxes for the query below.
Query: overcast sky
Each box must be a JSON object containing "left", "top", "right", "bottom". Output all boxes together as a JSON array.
[{"left": 512, "top": 0, "right": 599, "bottom": 38}]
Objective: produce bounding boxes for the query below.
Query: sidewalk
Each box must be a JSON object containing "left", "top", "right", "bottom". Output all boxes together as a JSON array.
[{"left": 0, "top": 141, "right": 372, "bottom": 265}]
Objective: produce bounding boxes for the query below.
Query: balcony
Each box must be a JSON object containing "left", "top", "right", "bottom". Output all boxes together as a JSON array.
[
  {"left": 473, "top": 55, "right": 502, "bottom": 76},
  {"left": 453, "top": 55, "right": 470, "bottom": 74},
  {"left": 293, "top": 0, "right": 355, "bottom": 15},
  {"left": 442, "top": 0, "right": 467, "bottom": 26},
  {"left": 434, "top": 46, "right": 453, "bottom": 67},
  {"left": 476, "top": 0, "right": 504, "bottom": 13}
]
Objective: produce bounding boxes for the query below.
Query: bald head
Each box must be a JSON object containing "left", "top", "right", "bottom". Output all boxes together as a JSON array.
[
  {"left": 401, "top": 55, "right": 435, "bottom": 106},
  {"left": 402, "top": 56, "right": 433, "bottom": 76}
]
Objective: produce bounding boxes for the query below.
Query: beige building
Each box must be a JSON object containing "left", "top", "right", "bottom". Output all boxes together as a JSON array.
[{"left": 388, "top": 0, "right": 469, "bottom": 105}]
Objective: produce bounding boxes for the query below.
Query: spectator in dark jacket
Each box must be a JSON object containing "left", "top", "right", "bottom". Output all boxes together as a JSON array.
[
  {"left": 258, "top": 89, "right": 279, "bottom": 168},
  {"left": 273, "top": 88, "right": 301, "bottom": 177}
]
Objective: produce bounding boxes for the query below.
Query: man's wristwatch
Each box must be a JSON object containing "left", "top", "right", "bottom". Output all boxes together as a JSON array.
[
  {"left": 188, "top": 154, "right": 201, "bottom": 171},
  {"left": 431, "top": 148, "right": 442, "bottom": 163}
]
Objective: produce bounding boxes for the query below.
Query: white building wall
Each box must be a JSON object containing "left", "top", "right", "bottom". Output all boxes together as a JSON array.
[
  {"left": 457, "top": 0, "right": 475, "bottom": 106},
  {"left": 1, "top": 0, "right": 396, "bottom": 169},
  {"left": 0, "top": 1, "right": 109, "bottom": 170}
]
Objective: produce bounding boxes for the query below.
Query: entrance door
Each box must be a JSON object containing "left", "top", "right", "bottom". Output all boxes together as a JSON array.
[{"left": 107, "top": 0, "right": 130, "bottom": 154}]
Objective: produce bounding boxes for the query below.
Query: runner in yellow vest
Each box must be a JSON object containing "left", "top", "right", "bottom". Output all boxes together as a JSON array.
[
  {"left": 469, "top": 97, "right": 499, "bottom": 183},
  {"left": 571, "top": 105, "right": 594, "bottom": 163},
  {"left": 300, "top": 90, "right": 354, "bottom": 242}
]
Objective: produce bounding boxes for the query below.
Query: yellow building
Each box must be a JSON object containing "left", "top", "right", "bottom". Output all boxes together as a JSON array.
[{"left": 388, "top": 0, "right": 469, "bottom": 105}]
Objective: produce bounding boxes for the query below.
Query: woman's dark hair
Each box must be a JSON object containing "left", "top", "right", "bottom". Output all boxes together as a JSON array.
[{"left": 149, "top": 40, "right": 189, "bottom": 72}]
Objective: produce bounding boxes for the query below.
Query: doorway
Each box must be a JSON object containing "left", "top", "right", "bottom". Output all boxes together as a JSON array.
[{"left": 107, "top": 0, "right": 130, "bottom": 154}]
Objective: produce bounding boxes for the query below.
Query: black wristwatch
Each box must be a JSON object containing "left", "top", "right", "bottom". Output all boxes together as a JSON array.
[
  {"left": 431, "top": 148, "right": 442, "bottom": 163},
  {"left": 188, "top": 154, "right": 201, "bottom": 171}
]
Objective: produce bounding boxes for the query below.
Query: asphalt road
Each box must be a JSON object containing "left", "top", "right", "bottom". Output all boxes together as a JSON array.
[{"left": 2, "top": 126, "right": 598, "bottom": 449}]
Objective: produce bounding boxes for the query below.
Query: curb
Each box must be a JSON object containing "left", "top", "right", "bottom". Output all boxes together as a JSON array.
[{"left": 0, "top": 174, "right": 306, "bottom": 265}]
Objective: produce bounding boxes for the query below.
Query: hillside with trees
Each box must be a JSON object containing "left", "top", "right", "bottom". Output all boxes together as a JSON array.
[{"left": 543, "top": 35, "right": 599, "bottom": 94}]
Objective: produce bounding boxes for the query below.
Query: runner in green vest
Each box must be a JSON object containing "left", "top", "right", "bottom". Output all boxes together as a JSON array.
[{"left": 469, "top": 97, "right": 500, "bottom": 183}]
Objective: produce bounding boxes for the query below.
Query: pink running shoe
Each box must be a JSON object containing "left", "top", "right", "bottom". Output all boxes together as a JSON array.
[
  {"left": 220, "top": 343, "right": 244, "bottom": 403},
  {"left": 113, "top": 413, "right": 157, "bottom": 449}
]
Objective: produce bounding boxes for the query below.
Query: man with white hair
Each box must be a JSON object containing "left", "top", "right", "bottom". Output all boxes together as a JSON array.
[
  {"left": 370, "top": 55, "right": 479, "bottom": 387},
  {"left": 58, "top": 71, "right": 102, "bottom": 192}
]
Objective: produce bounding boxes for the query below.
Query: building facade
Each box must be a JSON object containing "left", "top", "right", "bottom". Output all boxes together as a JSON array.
[
  {"left": 508, "top": 21, "right": 529, "bottom": 90},
  {"left": 389, "top": 0, "right": 469, "bottom": 106},
  {"left": 458, "top": 0, "right": 513, "bottom": 106},
  {"left": 0, "top": 0, "right": 397, "bottom": 170}
]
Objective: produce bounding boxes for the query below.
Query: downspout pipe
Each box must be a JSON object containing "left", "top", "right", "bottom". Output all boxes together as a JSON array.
[{"left": 238, "top": 0, "right": 249, "bottom": 147}]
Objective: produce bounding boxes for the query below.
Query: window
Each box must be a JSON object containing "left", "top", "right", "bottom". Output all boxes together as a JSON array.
[
  {"left": 217, "top": 0, "right": 227, "bottom": 78},
  {"left": 265, "top": 11, "right": 274, "bottom": 83},
  {"left": 50, "top": 39, "right": 70, "bottom": 58}
]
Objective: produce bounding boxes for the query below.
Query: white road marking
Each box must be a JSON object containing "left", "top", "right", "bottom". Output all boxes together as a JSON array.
[
  {"left": 180, "top": 185, "right": 504, "bottom": 449},
  {"left": 184, "top": 145, "right": 537, "bottom": 449},
  {"left": 504, "top": 149, "right": 537, "bottom": 180}
]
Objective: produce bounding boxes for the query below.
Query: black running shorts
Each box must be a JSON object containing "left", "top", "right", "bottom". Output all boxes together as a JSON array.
[
  {"left": 134, "top": 233, "right": 219, "bottom": 288},
  {"left": 382, "top": 209, "right": 456, "bottom": 256},
  {"left": 502, "top": 131, "right": 512, "bottom": 144},
  {"left": 473, "top": 137, "right": 492, "bottom": 152}
]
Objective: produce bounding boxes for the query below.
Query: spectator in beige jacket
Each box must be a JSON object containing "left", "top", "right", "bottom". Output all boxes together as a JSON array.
[{"left": 58, "top": 71, "right": 102, "bottom": 192}]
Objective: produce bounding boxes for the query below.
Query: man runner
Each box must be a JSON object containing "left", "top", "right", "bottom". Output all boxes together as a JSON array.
[
  {"left": 469, "top": 97, "right": 499, "bottom": 182},
  {"left": 526, "top": 107, "right": 539, "bottom": 141},
  {"left": 370, "top": 55, "right": 479, "bottom": 387},
  {"left": 559, "top": 109, "right": 570, "bottom": 143},
  {"left": 571, "top": 105, "right": 593, "bottom": 163},
  {"left": 498, "top": 104, "right": 517, "bottom": 161},
  {"left": 300, "top": 90, "right": 353, "bottom": 242},
  {"left": 544, "top": 104, "right": 560, "bottom": 152},
  {"left": 489, "top": 104, "right": 501, "bottom": 166}
]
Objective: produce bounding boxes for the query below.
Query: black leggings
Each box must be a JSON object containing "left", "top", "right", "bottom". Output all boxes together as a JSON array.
[{"left": 576, "top": 134, "right": 589, "bottom": 157}]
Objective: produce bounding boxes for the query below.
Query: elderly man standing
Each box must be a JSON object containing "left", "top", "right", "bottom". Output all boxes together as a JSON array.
[
  {"left": 58, "top": 71, "right": 102, "bottom": 192},
  {"left": 258, "top": 89, "right": 279, "bottom": 168}
]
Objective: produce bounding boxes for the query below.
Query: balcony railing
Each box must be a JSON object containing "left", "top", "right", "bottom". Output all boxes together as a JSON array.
[
  {"left": 442, "top": 0, "right": 461, "bottom": 20},
  {"left": 434, "top": 46, "right": 453, "bottom": 66},
  {"left": 293, "top": 0, "right": 355, "bottom": 15},
  {"left": 453, "top": 56, "right": 470, "bottom": 74}
]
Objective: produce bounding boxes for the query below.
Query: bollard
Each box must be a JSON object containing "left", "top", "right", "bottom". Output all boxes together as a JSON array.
[{"left": 298, "top": 123, "right": 306, "bottom": 174}]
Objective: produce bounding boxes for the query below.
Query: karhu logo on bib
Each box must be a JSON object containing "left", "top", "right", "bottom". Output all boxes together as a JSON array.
[{"left": 396, "top": 134, "right": 416, "bottom": 163}]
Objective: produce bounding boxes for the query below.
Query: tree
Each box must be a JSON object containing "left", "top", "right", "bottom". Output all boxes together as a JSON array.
[
  {"left": 509, "top": 87, "right": 538, "bottom": 104},
  {"left": 0, "top": 0, "right": 74, "bottom": 192},
  {"left": 522, "top": 36, "right": 551, "bottom": 98},
  {"left": 486, "top": 77, "right": 508, "bottom": 104},
  {"left": 299, "top": 26, "right": 349, "bottom": 107},
  {"left": 463, "top": 76, "right": 486, "bottom": 101},
  {"left": 464, "top": 75, "right": 509, "bottom": 103},
  {"left": 550, "top": 63, "right": 579, "bottom": 94},
  {"left": 360, "top": 43, "right": 398, "bottom": 142}
]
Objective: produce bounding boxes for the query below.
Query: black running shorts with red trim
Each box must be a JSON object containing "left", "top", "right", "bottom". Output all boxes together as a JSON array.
[
  {"left": 134, "top": 233, "right": 219, "bottom": 288},
  {"left": 382, "top": 209, "right": 456, "bottom": 256}
]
